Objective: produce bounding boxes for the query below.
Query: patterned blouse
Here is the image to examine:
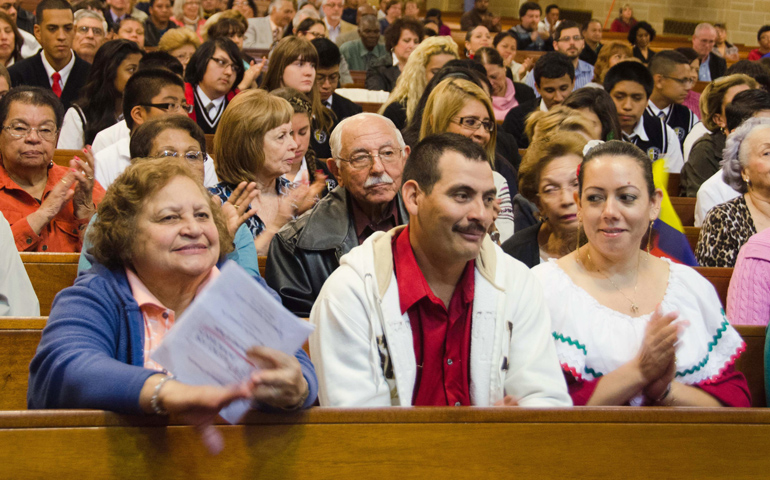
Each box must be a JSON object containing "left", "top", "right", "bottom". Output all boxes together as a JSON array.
[
  {"left": 209, "top": 177, "right": 294, "bottom": 238},
  {"left": 695, "top": 195, "right": 756, "bottom": 267}
]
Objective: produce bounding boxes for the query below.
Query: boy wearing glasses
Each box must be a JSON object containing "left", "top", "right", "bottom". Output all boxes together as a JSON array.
[{"left": 646, "top": 50, "right": 700, "bottom": 148}]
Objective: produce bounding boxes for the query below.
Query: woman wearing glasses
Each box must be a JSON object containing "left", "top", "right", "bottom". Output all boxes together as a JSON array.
[
  {"left": 419, "top": 77, "right": 514, "bottom": 243},
  {"left": 183, "top": 37, "right": 245, "bottom": 134},
  {"left": 78, "top": 115, "right": 262, "bottom": 278},
  {"left": 58, "top": 40, "right": 144, "bottom": 150},
  {"left": 0, "top": 87, "right": 104, "bottom": 253}
]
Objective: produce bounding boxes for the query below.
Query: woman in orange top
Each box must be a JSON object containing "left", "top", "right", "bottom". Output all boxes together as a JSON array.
[{"left": 0, "top": 87, "right": 104, "bottom": 252}]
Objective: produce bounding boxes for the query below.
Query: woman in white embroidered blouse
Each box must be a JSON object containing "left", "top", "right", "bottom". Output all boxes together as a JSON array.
[{"left": 532, "top": 140, "right": 750, "bottom": 407}]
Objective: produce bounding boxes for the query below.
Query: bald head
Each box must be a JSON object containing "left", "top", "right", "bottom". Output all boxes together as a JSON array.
[{"left": 356, "top": 3, "right": 376, "bottom": 22}]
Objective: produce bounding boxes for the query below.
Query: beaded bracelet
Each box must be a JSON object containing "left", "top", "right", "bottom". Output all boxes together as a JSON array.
[{"left": 151, "top": 375, "right": 176, "bottom": 415}]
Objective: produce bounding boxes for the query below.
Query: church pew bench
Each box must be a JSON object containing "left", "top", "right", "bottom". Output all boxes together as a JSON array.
[
  {"left": 52, "top": 149, "right": 80, "bottom": 168},
  {"left": 1, "top": 408, "right": 770, "bottom": 477},
  {"left": 684, "top": 226, "right": 700, "bottom": 253},
  {"left": 0, "top": 317, "right": 47, "bottom": 410},
  {"left": 20, "top": 252, "right": 79, "bottom": 316},
  {"left": 667, "top": 172, "right": 681, "bottom": 198},
  {"left": 671, "top": 196, "right": 696, "bottom": 227}
]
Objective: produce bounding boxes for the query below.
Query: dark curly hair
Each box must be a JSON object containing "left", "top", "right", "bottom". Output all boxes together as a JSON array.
[{"left": 628, "top": 21, "right": 656, "bottom": 45}]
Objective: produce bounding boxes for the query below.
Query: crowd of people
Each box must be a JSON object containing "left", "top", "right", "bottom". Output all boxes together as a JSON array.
[{"left": 3, "top": 0, "right": 770, "bottom": 450}]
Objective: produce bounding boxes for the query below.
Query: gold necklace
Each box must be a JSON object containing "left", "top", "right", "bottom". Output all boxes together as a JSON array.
[{"left": 584, "top": 249, "right": 641, "bottom": 314}]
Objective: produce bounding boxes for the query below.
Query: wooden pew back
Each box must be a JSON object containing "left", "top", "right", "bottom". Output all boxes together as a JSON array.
[
  {"left": 734, "top": 325, "right": 766, "bottom": 407},
  {"left": 671, "top": 196, "right": 696, "bottom": 227},
  {"left": 694, "top": 266, "right": 732, "bottom": 308},
  {"left": 0, "top": 318, "right": 46, "bottom": 410},
  {"left": 20, "top": 253, "right": 79, "bottom": 316},
  {"left": 52, "top": 149, "right": 80, "bottom": 168},
  {"left": 2, "top": 408, "right": 770, "bottom": 477},
  {"left": 684, "top": 226, "right": 700, "bottom": 253}
]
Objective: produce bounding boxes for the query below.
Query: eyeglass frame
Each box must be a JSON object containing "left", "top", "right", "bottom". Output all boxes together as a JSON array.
[
  {"left": 2, "top": 122, "right": 58, "bottom": 142},
  {"left": 662, "top": 75, "right": 695, "bottom": 87},
  {"left": 140, "top": 102, "right": 195, "bottom": 114},
  {"left": 209, "top": 56, "right": 236, "bottom": 72},
  {"left": 453, "top": 116, "right": 496, "bottom": 133},
  {"left": 76, "top": 25, "right": 105, "bottom": 36},
  {"left": 155, "top": 150, "right": 207, "bottom": 163},
  {"left": 556, "top": 35, "right": 584, "bottom": 43},
  {"left": 335, "top": 147, "right": 403, "bottom": 170}
]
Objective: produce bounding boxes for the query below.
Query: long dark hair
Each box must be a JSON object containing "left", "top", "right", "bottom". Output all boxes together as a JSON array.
[
  {"left": 563, "top": 88, "right": 622, "bottom": 141},
  {"left": 74, "top": 39, "right": 143, "bottom": 145},
  {"left": 0, "top": 11, "right": 23, "bottom": 65}
]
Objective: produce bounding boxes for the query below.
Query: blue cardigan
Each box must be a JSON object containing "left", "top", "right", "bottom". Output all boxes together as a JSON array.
[{"left": 28, "top": 261, "right": 318, "bottom": 414}]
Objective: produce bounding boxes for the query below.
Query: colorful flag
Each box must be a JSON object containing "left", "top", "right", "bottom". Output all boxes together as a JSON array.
[{"left": 649, "top": 160, "right": 698, "bottom": 266}]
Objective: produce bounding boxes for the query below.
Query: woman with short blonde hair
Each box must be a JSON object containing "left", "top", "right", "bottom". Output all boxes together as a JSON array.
[
  {"left": 158, "top": 27, "right": 201, "bottom": 70},
  {"left": 592, "top": 41, "right": 633, "bottom": 84}
]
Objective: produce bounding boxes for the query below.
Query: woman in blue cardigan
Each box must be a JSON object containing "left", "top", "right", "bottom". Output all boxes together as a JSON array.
[{"left": 28, "top": 157, "right": 317, "bottom": 443}]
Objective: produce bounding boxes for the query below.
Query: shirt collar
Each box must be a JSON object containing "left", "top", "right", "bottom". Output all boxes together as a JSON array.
[
  {"left": 40, "top": 48, "right": 76, "bottom": 86},
  {"left": 394, "top": 225, "right": 475, "bottom": 314},
  {"left": 625, "top": 117, "right": 649, "bottom": 141},
  {"left": 196, "top": 84, "right": 225, "bottom": 105},
  {"left": 351, "top": 195, "right": 398, "bottom": 239},
  {"left": 647, "top": 99, "right": 670, "bottom": 117},
  {"left": 392, "top": 51, "right": 399, "bottom": 67},
  {"left": 126, "top": 266, "right": 220, "bottom": 309},
  {"left": 324, "top": 94, "right": 334, "bottom": 108},
  {"left": 539, "top": 99, "right": 549, "bottom": 112},
  {"left": 0, "top": 161, "right": 62, "bottom": 195}
]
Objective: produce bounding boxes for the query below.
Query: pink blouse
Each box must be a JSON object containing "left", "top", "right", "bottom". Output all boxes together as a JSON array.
[{"left": 727, "top": 228, "right": 770, "bottom": 326}]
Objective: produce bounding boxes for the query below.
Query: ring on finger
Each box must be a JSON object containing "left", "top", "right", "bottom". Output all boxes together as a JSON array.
[
  {"left": 86, "top": 175, "right": 94, "bottom": 180},
  {"left": 233, "top": 204, "right": 239, "bottom": 210}
]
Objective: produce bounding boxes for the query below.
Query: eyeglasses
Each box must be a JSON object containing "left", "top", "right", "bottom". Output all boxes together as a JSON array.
[
  {"left": 304, "top": 30, "right": 326, "bottom": 39},
  {"left": 316, "top": 72, "right": 340, "bottom": 84},
  {"left": 3, "top": 122, "right": 57, "bottom": 142},
  {"left": 76, "top": 25, "right": 105, "bottom": 36},
  {"left": 337, "top": 147, "right": 402, "bottom": 170},
  {"left": 557, "top": 35, "right": 583, "bottom": 43},
  {"left": 210, "top": 56, "right": 235, "bottom": 71},
  {"left": 141, "top": 102, "right": 194, "bottom": 113},
  {"left": 156, "top": 150, "right": 207, "bottom": 163},
  {"left": 663, "top": 75, "right": 695, "bottom": 87},
  {"left": 454, "top": 116, "right": 495, "bottom": 133}
]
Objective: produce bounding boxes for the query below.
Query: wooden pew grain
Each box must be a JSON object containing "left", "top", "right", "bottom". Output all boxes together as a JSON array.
[
  {"left": 258, "top": 255, "right": 266, "bottom": 278},
  {"left": 1, "top": 408, "right": 770, "bottom": 478},
  {"left": 0, "top": 318, "right": 46, "bottom": 410},
  {"left": 52, "top": 149, "right": 80, "bottom": 168},
  {"left": 694, "top": 266, "right": 732, "bottom": 308},
  {"left": 20, "top": 253, "right": 79, "bottom": 316},
  {"left": 671, "top": 196, "right": 696, "bottom": 227},
  {"left": 734, "top": 325, "right": 766, "bottom": 408},
  {"left": 684, "top": 226, "right": 700, "bottom": 253}
]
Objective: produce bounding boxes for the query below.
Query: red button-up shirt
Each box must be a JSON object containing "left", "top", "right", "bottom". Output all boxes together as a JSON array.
[
  {"left": 0, "top": 163, "right": 105, "bottom": 252},
  {"left": 392, "top": 226, "right": 475, "bottom": 406}
]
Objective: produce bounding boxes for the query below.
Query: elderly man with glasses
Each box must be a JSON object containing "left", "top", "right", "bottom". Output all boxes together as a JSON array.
[
  {"left": 72, "top": 9, "right": 107, "bottom": 64},
  {"left": 265, "top": 112, "right": 408, "bottom": 317}
]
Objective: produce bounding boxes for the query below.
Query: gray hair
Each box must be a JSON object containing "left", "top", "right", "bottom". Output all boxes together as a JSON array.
[
  {"left": 74, "top": 9, "right": 107, "bottom": 33},
  {"left": 292, "top": 7, "right": 319, "bottom": 28},
  {"left": 722, "top": 116, "right": 770, "bottom": 193},
  {"left": 693, "top": 22, "right": 716, "bottom": 38},
  {"left": 330, "top": 112, "right": 406, "bottom": 167},
  {"left": 270, "top": 0, "right": 293, "bottom": 13}
]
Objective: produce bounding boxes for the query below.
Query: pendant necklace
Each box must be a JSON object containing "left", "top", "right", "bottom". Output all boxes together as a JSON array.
[{"left": 586, "top": 249, "right": 641, "bottom": 314}]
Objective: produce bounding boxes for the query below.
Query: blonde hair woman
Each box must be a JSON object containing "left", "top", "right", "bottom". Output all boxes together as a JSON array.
[
  {"left": 210, "top": 90, "right": 323, "bottom": 254},
  {"left": 524, "top": 105, "right": 601, "bottom": 145},
  {"left": 379, "top": 36, "right": 459, "bottom": 130},
  {"left": 592, "top": 41, "right": 633, "bottom": 84},
  {"left": 420, "top": 77, "right": 514, "bottom": 242},
  {"left": 171, "top": 0, "right": 206, "bottom": 36},
  {"left": 158, "top": 27, "right": 201, "bottom": 71}
]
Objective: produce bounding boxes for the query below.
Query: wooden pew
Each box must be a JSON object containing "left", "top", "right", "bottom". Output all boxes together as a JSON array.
[
  {"left": 734, "top": 325, "right": 766, "bottom": 408},
  {"left": 204, "top": 133, "right": 215, "bottom": 154},
  {"left": 694, "top": 266, "right": 732, "bottom": 308},
  {"left": 667, "top": 172, "right": 680, "bottom": 198},
  {"left": 671, "top": 196, "right": 696, "bottom": 227},
  {"left": 684, "top": 226, "right": 700, "bottom": 253},
  {"left": 2, "top": 408, "right": 770, "bottom": 477},
  {"left": 346, "top": 70, "right": 367, "bottom": 89},
  {"left": 258, "top": 255, "right": 266, "bottom": 278},
  {"left": 360, "top": 102, "right": 383, "bottom": 113},
  {"left": 0, "top": 318, "right": 46, "bottom": 410},
  {"left": 20, "top": 253, "right": 79, "bottom": 316}
]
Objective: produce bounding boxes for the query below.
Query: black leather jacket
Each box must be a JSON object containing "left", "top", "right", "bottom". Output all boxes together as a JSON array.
[{"left": 265, "top": 186, "right": 408, "bottom": 317}]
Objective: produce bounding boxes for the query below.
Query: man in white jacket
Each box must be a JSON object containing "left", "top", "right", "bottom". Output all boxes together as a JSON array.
[{"left": 310, "top": 133, "right": 571, "bottom": 407}]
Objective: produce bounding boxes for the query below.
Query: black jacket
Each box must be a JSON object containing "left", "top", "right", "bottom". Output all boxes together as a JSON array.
[
  {"left": 310, "top": 92, "right": 363, "bottom": 159},
  {"left": 501, "top": 221, "right": 542, "bottom": 268},
  {"left": 8, "top": 50, "right": 91, "bottom": 110},
  {"left": 365, "top": 56, "right": 400, "bottom": 92},
  {"left": 680, "top": 130, "right": 724, "bottom": 197},
  {"left": 265, "top": 187, "right": 408, "bottom": 316},
  {"left": 501, "top": 98, "right": 539, "bottom": 149},
  {"left": 708, "top": 54, "right": 727, "bottom": 80}
]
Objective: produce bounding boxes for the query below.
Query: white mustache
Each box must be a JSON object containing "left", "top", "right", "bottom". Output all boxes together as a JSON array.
[{"left": 364, "top": 173, "right": 394, "bottom": 187}]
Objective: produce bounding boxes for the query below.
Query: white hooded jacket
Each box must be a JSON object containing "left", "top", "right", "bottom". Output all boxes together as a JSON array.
[{"left": 309, "top": 226, "right": 572, "bottom": 407}]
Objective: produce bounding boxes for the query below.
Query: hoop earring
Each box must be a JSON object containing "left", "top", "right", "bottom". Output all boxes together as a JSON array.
[
  {"left": 575, "top": 220, "right": 582, "bottom": 264},
  {"left": 646, "top": 220, "right": 654, "bottom": 253}
]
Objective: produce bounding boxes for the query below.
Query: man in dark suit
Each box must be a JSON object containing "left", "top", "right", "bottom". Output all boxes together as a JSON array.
[
  {"left": 693, "top": 23, "right": 726, "bottom": 82},
  {"left": 310, "top": 38, "right": 363, "bottom": 159},
  {"left": 502, "top": 52, "right": 574, "bottom": 148},
  {"left": 8, "top": 0, "right": 90, "bottom": 110}
]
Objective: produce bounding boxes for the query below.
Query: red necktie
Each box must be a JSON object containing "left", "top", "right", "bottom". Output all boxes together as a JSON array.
[{"left": 51, "top": 72, "right": 62, "bottom": 98}]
